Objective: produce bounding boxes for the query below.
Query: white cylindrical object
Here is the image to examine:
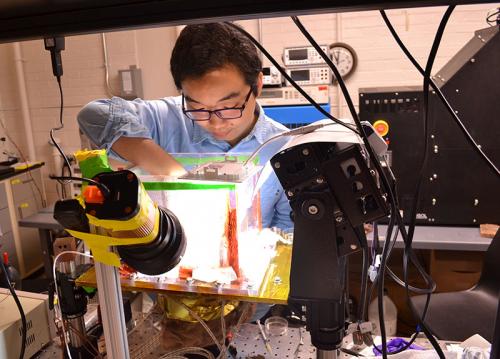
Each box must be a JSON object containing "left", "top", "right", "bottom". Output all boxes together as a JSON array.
[{"left": 368, "top": 293, "right": 398, "bottom": 336}]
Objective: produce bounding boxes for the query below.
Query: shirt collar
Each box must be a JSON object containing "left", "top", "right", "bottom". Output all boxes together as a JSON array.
[
  {"left": 246, "top": 103, "right": 270, "bottom": 145},
  {"left": 191, "top": 119, "right": 209, "bottom": 145},
  {"left": 190, "top": 102, "right": 269, "bottom": 146}
]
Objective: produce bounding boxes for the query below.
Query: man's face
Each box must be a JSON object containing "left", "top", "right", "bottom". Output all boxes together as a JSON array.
[{"left": 181, "top": 64, "right": 262, "bottom": 147}]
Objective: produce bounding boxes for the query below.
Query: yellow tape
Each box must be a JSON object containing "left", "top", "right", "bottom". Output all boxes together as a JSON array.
[
  {"left": 67, "top": 202, "right": 160, "bottom": 267},
  {"left": 74, "top": 149, "right": 107, "bottom": 162},
  {"left": 258, "top": 242, "right": 291, "bottom": 301},
  {"left": 87, "top": 186, "right": 154, "bottom": 231},
  {"left": 159, "top": 294, "right": 239, "bottom": 322},
  {"left": 13, "top": 162, "right": 43, "bottom": 171}
]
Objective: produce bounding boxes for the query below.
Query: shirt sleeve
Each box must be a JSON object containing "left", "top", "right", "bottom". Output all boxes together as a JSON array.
[
  {"left": 257, "top": 163, "right": 293, "bottom": 232},
  {"left": 77, "top": 97, "right": 160, "bottom": 161},
  {"left": 270, "top": 189, "right": 293, "bottom": 232}
]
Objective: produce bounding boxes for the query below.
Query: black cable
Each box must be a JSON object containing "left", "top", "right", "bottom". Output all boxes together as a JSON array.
[
  {"left": 340, "top": 347, "right": 365, "bottom": 357},
  {"left": 400, "top": 8, "right": 455, "bottom": 358},
  {"left": 291, "top": 15, "right": 445, "bottom": 358},
  {"left": 224, "top": 22, "right": 360, "bottom": 135},
  {"left": 368, "top": 224, "right": 423, "bottom": 356},
  {"left": 372, "top": 222, "right": 379, "bottom": 261},
  {"left": 0, "top": 260, "right": 26, "bottom": 359},
  {"left": 386, "top": 267, "right": 435, "bottom": 295},
  {"left": 49, "top": 175, "right": 111, "bottom": 197},
  {"left": 376, "top": 8, "right": 444, "bottom": 349},
  {"left": 403, "top": 3, "right": 454, "bottom": 292},
  {"left": 380, "top": 10, "right": 499, "bottom": 178},
  {"left": 371, "top": 293, "right": 435, "bottom": 356},
  {"left": 370, "top": 224, "right": 427, "bottom": 356},
  {"left": 290, "top": 17, "right": 361, "bottom": 134},
  {"left": 386, "top": 218, "right": 435, "bottom": 294},
  {"left": 384, "top": 228, "right": 435, "bottom": 295},
  {"left": 371, "top": 6, "right": 455, "bottom": 356},
  {"left": 229, "top": 13, "right": 442, "bottom": 357},
  {"left": 370, "top": 203, "right": 432, "bottom": 356},
  {"left": 368, "top": 235, "right": 416, "bottom": 357},
  {"left": 366, "top": 213, "right": 409, "bottom": 352},
  {"left": 377, "top": 211, "right": 396, "bottom": 358},
  {"left": 486, "top": 8, "right": 500, "bottom": 26},
  {"left": 60, "top": 160, "right": 71, "bottom": 199},
  {"left": 358, "top": 244, "right": 369, "bottom": 322},
  {"left": 374, "top": 208, "right": 434, "bottom": 295},
  {"left": 49, "top": 76, "right": 74, "bottom": 191}
]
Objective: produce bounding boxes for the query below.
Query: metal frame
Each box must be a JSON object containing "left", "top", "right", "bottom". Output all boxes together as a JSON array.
[
  {"left": 0, "top": 0, "right": 493, "bottom": 43},
  {"left": 94, "top": 261, "right": 130, "bottom": 359}
]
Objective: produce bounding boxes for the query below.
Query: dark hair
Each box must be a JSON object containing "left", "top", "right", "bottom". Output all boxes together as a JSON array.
[{"left": 170, "top": 23, "right": 262, "bottom": 93}]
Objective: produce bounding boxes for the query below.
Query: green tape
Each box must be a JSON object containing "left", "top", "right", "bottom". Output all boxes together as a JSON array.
[
  {"left": 174, "top": 154, "right": 259, "bottom": 167},
  {"left": 143, "top": 182, "right": 235, "bottom": 191},
  {"left": 82, "top": 286, "right": 96, "bottom": 294},
  {"left": 79, "top": 154, "right": 113, "bottom": 179}
]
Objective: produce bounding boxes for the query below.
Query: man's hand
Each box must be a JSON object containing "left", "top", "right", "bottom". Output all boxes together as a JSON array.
[{"left": 112, "top": 137, "right": 187, "bottom": 176}]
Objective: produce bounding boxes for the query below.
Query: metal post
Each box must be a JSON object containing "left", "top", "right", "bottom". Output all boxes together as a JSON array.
[
  {"left": 317, "top": 349, "right": 339, "bottom": 359},
  {"left": 39, "top": 228, "right": 54, "bottom": 281},
  {"left": 491, "top": 290, "right": 500, "bottom": 359},
  {"left": 57, "top": 257, "right": 88, "bottom": 355},
  {"left": 68, "top": 317, "right": 86, "bottom": 348},
  {"left": 94, "top": 260, "right": 130, "bottom": 359}
]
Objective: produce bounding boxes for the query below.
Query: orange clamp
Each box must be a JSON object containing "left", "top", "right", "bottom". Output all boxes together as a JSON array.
[{"left": 83, "top": 185, "right": 105, "bottom": 204}]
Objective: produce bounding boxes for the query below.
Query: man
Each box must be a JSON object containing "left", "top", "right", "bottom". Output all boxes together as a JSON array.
[
  {"left": 77, "top": 22, "right": 292, "bottom": 351},
  {"left": 78, "top": 22, "right": 293, "bottom": 231}
]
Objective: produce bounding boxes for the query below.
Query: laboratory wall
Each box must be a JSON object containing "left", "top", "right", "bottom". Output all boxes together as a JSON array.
[
  {"left": 258, "top": 4, "right": 495, "bottom": 117},
  {"left": 0, "top": 44, "right": 25, "bottom": 162},
  {"left": 0, "top": 4, "right": 495, "bottom": 205},
  {"left": 0, "top": 28, "right": 179, "bottom": 203}
]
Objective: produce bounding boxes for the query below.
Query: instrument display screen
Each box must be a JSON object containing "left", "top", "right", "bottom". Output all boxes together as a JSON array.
[
  {"left": 288, "top": 48, "right": 308, "bottom": 60},
  {"left": 290, "top": 69, "right": 310, "bottom": 81}
]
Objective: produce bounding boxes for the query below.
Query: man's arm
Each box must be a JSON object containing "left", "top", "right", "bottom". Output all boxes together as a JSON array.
[
  {"left": 112, "top": 137, "right": 186, "bottom": 176},
  {"left": 78, "top": 98, "right": 186, "bottom": 176}
]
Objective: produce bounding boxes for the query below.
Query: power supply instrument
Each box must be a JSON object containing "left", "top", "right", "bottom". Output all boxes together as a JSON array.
[
  {"left": 286, "top": 67, "right": 331, "bottom": 86},
  {"left": 283, "top": 45, "right": 329, "bottom": 66},
  {"left": 262, "top": 65, "right": 283, "bottom": 87},
  {"left": 259, "top": 85, "right": 329, "bottom": 106}
]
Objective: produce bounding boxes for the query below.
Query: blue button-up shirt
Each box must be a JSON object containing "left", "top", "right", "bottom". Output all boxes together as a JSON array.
[{"left": 77, "top": 96, "right": 293, "bottom": 230}]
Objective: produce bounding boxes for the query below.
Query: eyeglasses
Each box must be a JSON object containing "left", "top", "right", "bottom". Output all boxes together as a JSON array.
[{"left": 182, "top": 87, "right": 254, "bottom": 121}]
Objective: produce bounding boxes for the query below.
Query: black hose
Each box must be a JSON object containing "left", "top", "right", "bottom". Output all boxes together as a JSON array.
[
  {"left": 379, "top": 10, "right": 499, "bottom": 178},
  {"left": 224, "top": 22, "right": 359, "bottom": 135},
  {"left": 358, "top": 244, "right": 369, "bottom": 322},
  {"left": 0, "top": 260, "right": 26, "bottom": 359},
  {"left": 49, "top": 175, "right": 111, "bottom": 197},
  {"left": 291, "top": 14, "right": 446, "bottom": 358},
  {"left": 50, "top": 76, "right": 73, "bottom": 180}
]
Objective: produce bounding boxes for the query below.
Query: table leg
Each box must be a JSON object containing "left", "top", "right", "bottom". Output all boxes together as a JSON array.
[
  {"left": 491, "top": 292, "right": 500, "bottom": 358},
  {"left": 39, "top": 228, "right": 54, "bottom": 281}
]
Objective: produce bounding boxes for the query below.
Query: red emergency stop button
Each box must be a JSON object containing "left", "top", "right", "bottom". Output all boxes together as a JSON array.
[{"left": 373, "top": 120, "right": 389, "bottom": 137}]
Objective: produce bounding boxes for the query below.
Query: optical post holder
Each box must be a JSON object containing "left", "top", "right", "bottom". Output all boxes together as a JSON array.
[{"left": 271, "top": 141, "right": 389, "bottom": 351}]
